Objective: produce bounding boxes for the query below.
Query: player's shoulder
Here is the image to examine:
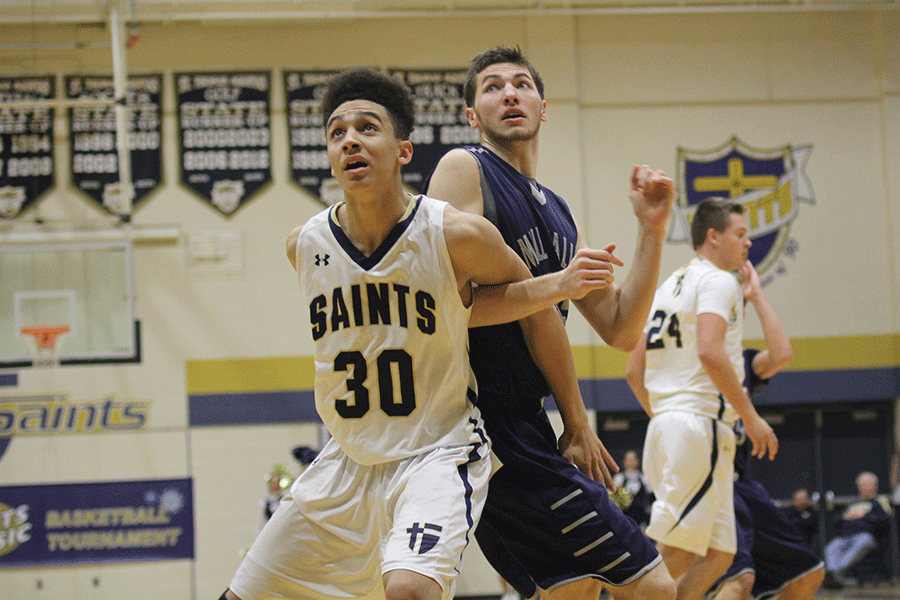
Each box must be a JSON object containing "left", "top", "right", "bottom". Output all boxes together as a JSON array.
[
  {"left": 440, "top": 199, "right": 492, "bottom": 240},
  {"left": 692, "top": 258, "right": 738, "bottom": 287},
  {"left": 435, "top": 146, "right": 479, "bottom": 170},
  {"left": 287, "top": 206, "right": 332, "bottom": 267}
]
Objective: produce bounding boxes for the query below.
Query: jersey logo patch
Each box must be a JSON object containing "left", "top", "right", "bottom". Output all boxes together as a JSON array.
[
  {"left": 671, "top": 136, "right": 814, "bottom": 286},
  {"left": 314, "top": 253, "right": 330, "bottom": 266},
  {"left": 407, "top": 522, "right": 442, "bottom": 554}
]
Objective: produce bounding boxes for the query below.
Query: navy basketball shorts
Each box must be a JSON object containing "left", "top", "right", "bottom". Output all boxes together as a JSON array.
[
  {"left": 711, "top": 479, "right": 823, "bottom": 599},
  {"left": 476, "top": 407, "right": 661, "bottom": 597}
]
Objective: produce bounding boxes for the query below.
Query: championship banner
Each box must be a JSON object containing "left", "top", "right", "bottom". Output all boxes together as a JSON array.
[
  {"left": 0, "top": 478, "right": 194, "bottom": 568},
  {"left": 283, "top": 70, "right": 340, "bottom": 207},
  {"left": 672, "top": 136, "right": 814, "bottom": 276},
  {"left": 390, "top": 70, "right": 480, "bottom": 193},
  {"left": 176, "top": 72, "right": 272, "bottom": 216},
  {"left": 0, "top": 76, "right": 55, "bottom": 220},
  {"left": 67, "top": 74, "right": 163, "bottom": 216}
]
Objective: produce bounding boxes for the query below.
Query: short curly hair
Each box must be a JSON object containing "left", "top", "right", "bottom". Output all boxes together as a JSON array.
[
  {"left": 463, "top": 46, "right": 545, "bottom": 108},
  {"left": 321, "top": 68, "right": 415, "bottom": 140}
]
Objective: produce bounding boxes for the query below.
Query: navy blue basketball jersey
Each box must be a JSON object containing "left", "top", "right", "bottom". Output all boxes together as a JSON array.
[
  {"left": 734, "top": 348, "right": 768, "bottom": 480},
  {"left": 429, "top": 146, "right": 579, "bottom": 410}
]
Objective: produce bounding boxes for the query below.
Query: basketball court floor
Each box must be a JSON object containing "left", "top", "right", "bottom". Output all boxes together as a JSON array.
[{"left": 818, "top": 582, "right": 900, "bottom": 600}]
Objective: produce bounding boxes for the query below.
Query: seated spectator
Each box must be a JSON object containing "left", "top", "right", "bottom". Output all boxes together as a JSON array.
[
  {"left": 823, "top": 471, "right": 890, "bottom": 589},
  {"left": 784, "top": 487, "right": 819, "bottom": 551},
  {"left": 611, "top": 450, "right": 654, "bottom": 529}
]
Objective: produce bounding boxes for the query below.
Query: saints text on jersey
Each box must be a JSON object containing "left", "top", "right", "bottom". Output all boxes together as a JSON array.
[{"left": 309, "top": 282, "right": 437, "bottom": 340}]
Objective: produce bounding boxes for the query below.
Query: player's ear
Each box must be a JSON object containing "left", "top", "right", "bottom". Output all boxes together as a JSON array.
[
  {"left": 465, "top": 107, "right": 479, "bottom": 130},
  {"left": 398, "top": 140, "right": 413, "bottom": 165},
  {"left": 540, "top": 100, "right": 548, "bottom": 123}
]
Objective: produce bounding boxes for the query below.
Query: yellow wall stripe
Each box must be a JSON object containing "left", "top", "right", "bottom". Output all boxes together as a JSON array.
[{"left": 187, "top": 334, "right": 900, "bottom": 394}]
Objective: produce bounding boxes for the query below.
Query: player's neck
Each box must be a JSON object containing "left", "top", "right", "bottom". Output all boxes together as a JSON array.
[
  {"left": 339, "top": 187, "right": 412, "bottom": 257},
  {"left": 481, "top": 136, "right": 540, "bottom": 178},
  {"left": 696, "top": 248, "right": 728, "bottom": 272}
]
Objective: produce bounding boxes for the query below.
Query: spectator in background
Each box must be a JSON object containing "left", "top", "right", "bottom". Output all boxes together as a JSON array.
[
  {"left": 612, "top": 450, "right": 654, "bottom": 529},
  {"left": 890, "top": 451, "right": 900, "bottom": 506},
  {"left": 784, "top": 488, "right": 819, "bottom": 551},
  {"left": 256, "top": 447, "right": 318, "bottom": 537},
  {"left": 823, "top": 471, "right": 890, "bottom": 589},
  {"left": 257, "top": 464, "right": 293, "bottom": 537}
]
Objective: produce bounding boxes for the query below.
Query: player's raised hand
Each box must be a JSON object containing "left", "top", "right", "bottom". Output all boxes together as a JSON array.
[
  {"left": 557, "top": 244, "right": 624, "bottom": 299},
  {"left": 739, "top": 260, "right": 762, "bottom": 303},
  {"left": 744, "top": 412, "right": 779, "bottom": 460},
  {"left": 559, "top": 425, "right": 619, "bottom": 491},
  {"left": 630, "top": 164, "right": 675, "bottom": 231}
]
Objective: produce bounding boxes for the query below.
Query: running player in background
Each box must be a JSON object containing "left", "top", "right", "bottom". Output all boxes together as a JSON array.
[
  {"left": 220, "top": 67, "right": 599, "bottom": 600},
  {"left": 707, "top": 261, "right": 823, "bottom": 600},
  {"left": 427, "top": 45, "right": 677, "bottom": 600},
  {"left": 626, "top": 197, "right": 779, "bottom": 600}
]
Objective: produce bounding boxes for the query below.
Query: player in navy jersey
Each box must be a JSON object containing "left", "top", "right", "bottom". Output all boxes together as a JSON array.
[
  {"left": 220, "top": 68, "right": 611, "bottom": 600},
  {"left": 427, "top": 46, "right": 676, "bottom": 600},
  {"left": 707, "top": 261, "right": 823, "bottom": 600}
]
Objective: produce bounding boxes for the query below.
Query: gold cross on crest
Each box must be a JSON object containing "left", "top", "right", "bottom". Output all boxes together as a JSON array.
[{"left": 692, "top": 157, "right": 778, "bottom": 198}]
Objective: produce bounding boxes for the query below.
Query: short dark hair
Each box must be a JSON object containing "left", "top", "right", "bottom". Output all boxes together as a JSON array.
[
  {"left": 690, "top": 197, "right": 745, "bottom": 249},
  {"left": 463, "top": 45, "right": 545, "bottom": 107},
  {"left": 321, "top": 68, "right": 415, "bottom": 140}
]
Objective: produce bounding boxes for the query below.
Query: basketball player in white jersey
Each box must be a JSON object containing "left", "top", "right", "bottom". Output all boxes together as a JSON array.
[
  {"left": 626, "top": 197, "right": 779, "bottom": 600},
  {"left": 220, "top": 68, "right": 611, "bottom": 600}
]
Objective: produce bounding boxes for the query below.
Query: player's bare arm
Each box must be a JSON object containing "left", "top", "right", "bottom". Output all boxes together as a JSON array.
[
  {"left": 427, "top": 148, "right": 486, "bottom": 216},
  {"left": 572, "top": 165, "right": 675, "bottom": 352},
  {"left": 697, "top": 312, "right": 778, "bottom": 460},
  {"left": 741, "top": 261, "right": 793, "bottom": 379},
  {"left": 520, "top": 306, "right": 619, "bottom": 489},
  {"left": 443, "top": 205, "right": 618, "bottom": 485},
  {"left": 442, "top": 205, "right": 547, "bottom": 326},
  {"left": 430, "top": 150, "right": 620, "bottom": 306},
  {"left": 625, "top": 334, "right": 654, "bottom": 418},
  {"left": 286, "top": 225, "right": 303, "bottom": 271}
]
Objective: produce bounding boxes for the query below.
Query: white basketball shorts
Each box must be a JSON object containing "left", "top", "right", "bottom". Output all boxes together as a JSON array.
[
  {"left": 643, "top": 410, "right": 737, "bottom": 556},
  {"left": 229, "top": 437, "right": 491, "bottom": 600}
]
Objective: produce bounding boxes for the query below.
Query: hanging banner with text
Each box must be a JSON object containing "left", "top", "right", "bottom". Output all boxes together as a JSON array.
[
  {"left": 67, "top": 74, "right": 163, "bottom": 216},
  {"left": 0, "top": 76, "right": 55, "bottom": 220},
  {"left": 284, "top": 70, "right": 340, "bottom": 206},
  {"left": 0, "top": 478, "right": 194, "bottom": 568},
  {"left": 390, "top": 70, "right": 480, "bottom": 193},
  {"left": 176, "top": 72, "right": 272, "bottom": 216}
]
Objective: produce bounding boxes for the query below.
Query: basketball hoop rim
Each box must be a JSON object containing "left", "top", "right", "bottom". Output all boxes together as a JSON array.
[{"left": 21, "top": 325, "right": 71, "bottom": 349}]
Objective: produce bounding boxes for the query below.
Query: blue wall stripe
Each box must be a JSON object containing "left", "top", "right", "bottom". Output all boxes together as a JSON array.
[
  {"left": 189, "top": 390, "right": 318, "bottom": 427},
  {"left": 573, "top": 367, "right": 900, "bottom": 414},
  {"left": 188, "top": 368, "right": 899, "bottom": 426}
]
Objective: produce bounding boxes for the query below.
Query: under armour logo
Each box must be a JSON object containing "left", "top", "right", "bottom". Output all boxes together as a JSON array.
[
  {"left": 407, "top": 522, "right": 442, "bottom": 555},
  {"left": 315, "top": 254, "right": 330, "bottom": 266}
]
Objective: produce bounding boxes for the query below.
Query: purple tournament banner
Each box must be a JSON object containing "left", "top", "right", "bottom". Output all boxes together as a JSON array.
[{"left": 0, "top": 478, "right": 194, "bottom": 568}]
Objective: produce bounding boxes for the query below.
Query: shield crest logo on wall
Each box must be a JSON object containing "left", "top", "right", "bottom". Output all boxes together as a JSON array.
[{"left": 672, "top": 136, "right": 815, "bottom": 277}]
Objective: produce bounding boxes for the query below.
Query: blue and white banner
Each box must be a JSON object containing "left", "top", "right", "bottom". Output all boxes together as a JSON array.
[
  {"left": 0, "top": 76, "right": 55, "bottom": 219},
  {"left": 0, "top": 478, "right": 194, "bottom": 568}
]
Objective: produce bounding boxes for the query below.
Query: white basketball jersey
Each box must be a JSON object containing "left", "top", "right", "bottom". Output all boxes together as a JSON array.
[
  {"left": 643, "top": 257, "right": 745, "bottom": 424},
  {"left": 296, "top": 195, "right": 484, "bottom": 465}
]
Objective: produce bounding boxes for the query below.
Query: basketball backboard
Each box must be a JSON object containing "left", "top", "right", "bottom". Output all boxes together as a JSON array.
[{"left": 0, "top": 240, "right": 138, "bottom": 367}]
